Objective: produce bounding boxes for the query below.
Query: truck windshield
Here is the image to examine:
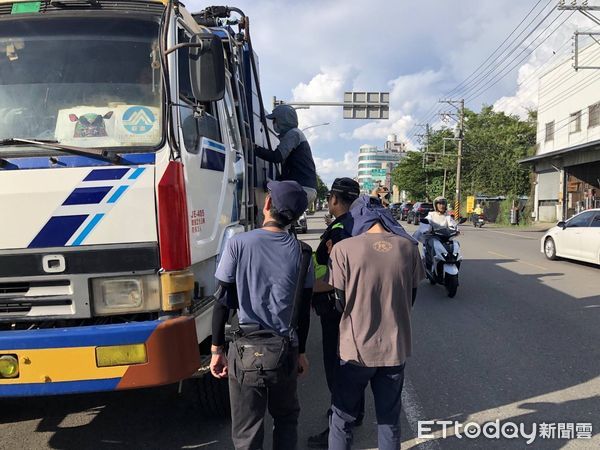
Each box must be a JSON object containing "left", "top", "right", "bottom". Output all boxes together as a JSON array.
[{"left": 0, "top": 17, "right": 162, "bottom": 152}]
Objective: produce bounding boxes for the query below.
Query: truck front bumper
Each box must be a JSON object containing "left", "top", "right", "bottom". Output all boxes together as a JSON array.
[{"left": 0, "top": 316, "right": 199, "bottom": 397}]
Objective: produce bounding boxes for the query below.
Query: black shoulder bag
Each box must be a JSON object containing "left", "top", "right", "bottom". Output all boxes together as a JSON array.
[{"left": 230, "top": 241, "right": 312, "bottom": 387}]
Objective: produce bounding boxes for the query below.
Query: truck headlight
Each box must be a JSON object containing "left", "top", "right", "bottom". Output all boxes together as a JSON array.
[{"left": 92, "top": 275, "right": 160, "bottom": 316}]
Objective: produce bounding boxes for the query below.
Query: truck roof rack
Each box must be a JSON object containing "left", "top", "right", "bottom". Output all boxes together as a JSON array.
[{"left": 0, "top": 0, "right": 165, "bottom": 16}]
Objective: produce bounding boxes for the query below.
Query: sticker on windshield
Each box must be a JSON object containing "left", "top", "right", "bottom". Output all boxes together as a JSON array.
[
  {"left": 122, "top": 106, "right": 156, "bottom": 135},
  {"left": 70, "top": 112, "right": 114, "bottom": 138}
]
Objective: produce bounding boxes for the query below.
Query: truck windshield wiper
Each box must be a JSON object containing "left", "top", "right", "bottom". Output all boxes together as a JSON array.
[{"left": 0, "top": 138, "right": 123, "bottom": 165}]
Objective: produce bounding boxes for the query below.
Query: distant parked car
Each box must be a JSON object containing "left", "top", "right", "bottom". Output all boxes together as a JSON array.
[
  {"left": 389, "top": 203, "right": 403, "bottom": 219},
  {"left": 406, "top": 202, "right": 434, "bottom": 224},
  {"left": 398, "top": 202, "right": 414, "bottom": 221},
  {"left": 294, "top": 212, "right": 308, "bottom": 234},
  {"left": 542, "top": 209, "right": 600, "bottom": 265}
]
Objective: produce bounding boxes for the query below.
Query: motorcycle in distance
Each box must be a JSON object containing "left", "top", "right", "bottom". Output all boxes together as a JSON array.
[
  {"left": 417, "top": 217, "right": 467, "bottom": 298},
  {"left": 471, "top": 213, "right": 485, "bottom": 228}
]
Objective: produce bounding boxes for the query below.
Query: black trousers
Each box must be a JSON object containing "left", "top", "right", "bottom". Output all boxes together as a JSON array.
[
  {"left": 228, "top": 351, "right": 300, "bottom": 450},
  {"left": 319, "top": 306, "right": 365, "bottom": 420}
]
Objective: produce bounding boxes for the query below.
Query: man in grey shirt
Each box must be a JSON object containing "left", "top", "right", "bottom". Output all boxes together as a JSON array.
[{"left": 327, "top": 196, "right": 425, "bottom": 450}]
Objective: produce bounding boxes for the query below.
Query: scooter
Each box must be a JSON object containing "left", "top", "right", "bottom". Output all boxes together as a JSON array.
[
  {"left": 471, "top": 213, "right": 485, "bottom": 228},
  {"left": 418, "top": 218, "right": 466, "bottom": 298}
]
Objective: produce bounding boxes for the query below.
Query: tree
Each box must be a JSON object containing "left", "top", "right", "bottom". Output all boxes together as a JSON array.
[
  {"left": 391, "top": 151, "right": 428, "bottom": 200},
  {"left": 316, "top": 174, "right": 328, "bottom": 201},
  {"left": 394, "top": 107, "right": 536, "bottom": 203}
]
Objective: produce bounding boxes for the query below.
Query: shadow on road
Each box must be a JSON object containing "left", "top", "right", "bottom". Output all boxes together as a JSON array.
[
  {"left": 403, "top": 256, "right": 600, "bottom": 449},
  {"left": 0, "top": 383, "right": 232, "bottom": 449}
]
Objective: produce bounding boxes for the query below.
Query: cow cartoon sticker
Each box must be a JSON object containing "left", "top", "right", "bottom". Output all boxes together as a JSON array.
[{"left": 69, "top": 112, "right": 114, "bottom": 138}]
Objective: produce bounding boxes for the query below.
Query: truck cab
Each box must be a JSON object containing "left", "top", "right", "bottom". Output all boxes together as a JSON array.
[{"left": 0, "top": 0, "right": 275, "bottom": 410}]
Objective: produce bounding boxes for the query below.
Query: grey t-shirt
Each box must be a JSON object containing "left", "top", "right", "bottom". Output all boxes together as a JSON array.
[
  {"left": 215, "top": 229, "right": 314, "bottom": 339},
  {"left": 328, "top": 232, "right": 425, "bottom": 367}
]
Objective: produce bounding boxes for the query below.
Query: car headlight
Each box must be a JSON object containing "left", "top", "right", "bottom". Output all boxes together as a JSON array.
[{"left": 92, "top": 274, "right": 160, "bottom": 316}]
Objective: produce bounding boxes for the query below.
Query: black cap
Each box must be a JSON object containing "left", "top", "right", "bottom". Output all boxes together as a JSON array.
[
  {"left": 267, "top": 180, "right": 308, "bottom": 220},
  {"left": 330, "top": 178, "right": 360, "bottom": 200}
]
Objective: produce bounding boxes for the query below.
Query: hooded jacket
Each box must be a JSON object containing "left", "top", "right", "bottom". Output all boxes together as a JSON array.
[{"left": 254, "top": 105, "right": 317, "bottom": 190}]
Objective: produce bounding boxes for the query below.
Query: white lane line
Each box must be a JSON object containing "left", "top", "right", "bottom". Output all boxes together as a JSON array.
[
  {"left": 487, "top": 251, "right": 549, "bottom": 271},
  {"left": 487, "top": 230, "right": 538, "bottom": 240},
  {"left": 402, "top": 377, "right": 442, "bottom": 450}
]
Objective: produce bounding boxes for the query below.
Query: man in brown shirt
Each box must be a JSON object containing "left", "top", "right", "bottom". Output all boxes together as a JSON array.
[{"left": 327, "top": 196, "right": 425, "bottom": 450}]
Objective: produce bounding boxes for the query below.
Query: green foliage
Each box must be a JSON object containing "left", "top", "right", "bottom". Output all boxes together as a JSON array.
[
  {"left": 391, "top": 151, "right": 428, "bottom": 200},
  {"left": 392, "top": 106, "right": 536, "bottom": 202},
  {"left": 316, "top": 174, "right": 328, "bottom": 201}
]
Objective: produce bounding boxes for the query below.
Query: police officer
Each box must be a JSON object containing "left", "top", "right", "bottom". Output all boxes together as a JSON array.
[
  {"left": 210, "top": 180, "right": 313, "bottom": 450},
  {"left": 308, "top": 178, "right": 363, "bottom": 449}
]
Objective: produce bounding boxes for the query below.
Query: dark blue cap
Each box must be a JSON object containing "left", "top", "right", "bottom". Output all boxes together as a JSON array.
[{"left": 267, "top": 180, "right": 308, "bottom": 221}]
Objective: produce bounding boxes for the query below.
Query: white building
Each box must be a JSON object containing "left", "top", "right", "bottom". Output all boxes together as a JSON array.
[
  {"left": 357, "top": 134, "right": 407, "bottom": 195},
  {"left": 522, "top": 44, "right": 600, "bottom": 222}
]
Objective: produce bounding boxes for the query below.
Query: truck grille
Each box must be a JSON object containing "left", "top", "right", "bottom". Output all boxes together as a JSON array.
[
  {"left": 0, "top": 282, "right": 29, "bottom": 296},
  {"left": 0, "top": 1, "right": 164, "bottom": 16},
  {"left": 0, "top": 299, "right": 72, "bottom": 315},
  {"left": 0, "top": 280, "right": 73, "bottom": 318}
]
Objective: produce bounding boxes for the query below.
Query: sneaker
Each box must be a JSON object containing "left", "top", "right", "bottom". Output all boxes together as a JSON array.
[{"left": 307, "top": 428, "right": 329, "bottom": 449}]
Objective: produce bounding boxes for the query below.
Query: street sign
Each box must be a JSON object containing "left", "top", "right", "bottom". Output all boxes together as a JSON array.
[
  {"left": 371, "top": 168, "right": 387, "bottom": 177},
  {"left": 343, "top": 91, "right": 389, "bottom": 119}
]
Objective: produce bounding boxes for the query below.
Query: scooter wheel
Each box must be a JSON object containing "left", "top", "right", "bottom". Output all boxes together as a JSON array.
[{"left": 445, "top": 274, "right": 458, "bottom": 298}]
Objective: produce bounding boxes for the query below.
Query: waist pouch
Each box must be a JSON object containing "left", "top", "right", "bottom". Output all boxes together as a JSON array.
[
  {"left": 230, "top": 330, "right": 296, "bottom": 387},
  {"left": 312, "top": 292, "right": 336, "bottom": 317}
]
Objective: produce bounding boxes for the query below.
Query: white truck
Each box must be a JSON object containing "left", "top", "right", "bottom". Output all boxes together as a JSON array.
[{"left": 0, "top": 0, "right": 277, "bottom": 414}]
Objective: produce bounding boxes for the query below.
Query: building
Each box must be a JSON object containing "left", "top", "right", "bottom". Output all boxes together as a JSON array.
[
  {"left": 522, "top": 44, "right": 600, "bottom": 222},
  {"left": 357, "top": 134, "right": 407, "bottom": 196}
]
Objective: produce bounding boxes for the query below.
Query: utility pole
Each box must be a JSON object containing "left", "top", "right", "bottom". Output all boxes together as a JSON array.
[
  {"left": 439, "top": 99, "right": 465, "bottom": 220},
  {"left": 416, "top": 123, "right": 431, "bottom": 198},
  {"left": 456, "top": 99, "right": 465, "bottom": 221}
]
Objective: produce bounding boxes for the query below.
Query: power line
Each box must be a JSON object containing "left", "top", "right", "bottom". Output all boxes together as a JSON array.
[{"left": 464, "top": 10, "right": 572, "bottom": 104}]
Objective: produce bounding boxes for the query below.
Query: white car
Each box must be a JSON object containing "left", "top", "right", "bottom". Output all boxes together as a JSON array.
[{"left": 541, "top": 208, "right": 600, "bottom": 265}]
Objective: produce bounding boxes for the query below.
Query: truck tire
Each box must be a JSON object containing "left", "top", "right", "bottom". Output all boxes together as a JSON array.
[{"left": 195, "top": 373, "right": 230, "bottom": 418}]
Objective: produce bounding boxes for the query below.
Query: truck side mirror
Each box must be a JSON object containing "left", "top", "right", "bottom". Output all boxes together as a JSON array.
[{"left": 189, "top": 33, "right": 225, "bottom": 102}]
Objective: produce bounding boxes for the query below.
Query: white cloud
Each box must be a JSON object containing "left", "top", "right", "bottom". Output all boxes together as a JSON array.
[
  {"left": 291, "top": 66, "right": 355, "bottom": 144},
  {"left": 314, "top": 151, "right": 358, "bottom": 186}
]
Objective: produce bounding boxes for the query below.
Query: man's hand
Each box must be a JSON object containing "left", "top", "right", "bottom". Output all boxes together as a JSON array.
[
  {"left": 210, "top": 346, "right": 228, "bottom": 379},
  {"left": 325, "top": 239, "right": 333, "bottom": 254},
  {"left": 298, "top": 353, "right": 309, "bottom": 378}
]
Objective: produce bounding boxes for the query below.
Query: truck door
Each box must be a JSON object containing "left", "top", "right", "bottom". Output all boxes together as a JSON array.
[{"left": 177, "top": 29, "right": 238, "bottom": 262}]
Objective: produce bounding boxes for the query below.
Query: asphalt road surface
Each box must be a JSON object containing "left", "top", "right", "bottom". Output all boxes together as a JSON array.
[{"left": 0, "top": 211, "right": 598, "bottom": 449}]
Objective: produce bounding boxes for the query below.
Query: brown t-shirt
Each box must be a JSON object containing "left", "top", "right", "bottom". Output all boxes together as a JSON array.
[{"left": 327, "top": 232, "right": 425, "bottom": 367}]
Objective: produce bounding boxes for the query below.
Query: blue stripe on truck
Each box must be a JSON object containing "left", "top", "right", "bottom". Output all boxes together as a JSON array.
[{"left": 28, "top": 215, "right": 89, "bottom": 248}]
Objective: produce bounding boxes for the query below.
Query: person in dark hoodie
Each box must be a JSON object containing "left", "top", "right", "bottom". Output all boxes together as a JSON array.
[{"left": 255, "top": 104, "right": 318, "bottom": 205}]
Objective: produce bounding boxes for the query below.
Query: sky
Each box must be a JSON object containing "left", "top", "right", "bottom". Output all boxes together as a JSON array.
[{"left": 186, "top": 0, "right": 594, "bottom": 185}]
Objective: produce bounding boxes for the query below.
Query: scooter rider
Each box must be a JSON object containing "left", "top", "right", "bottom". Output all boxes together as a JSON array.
[
  {"left": 415, "top": 197, "right": 457, "bottom": 269},
  {"left": 308, "top": 178, "right": 362, "bottom": 449}
]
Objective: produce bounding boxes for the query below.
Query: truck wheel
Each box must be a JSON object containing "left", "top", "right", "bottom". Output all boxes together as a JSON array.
[
  {"left": 194, "top": 373, "right": 230, "bottom": 418},
  {"left": 445, "top": 274, "right": 458, "bottom": 298}
]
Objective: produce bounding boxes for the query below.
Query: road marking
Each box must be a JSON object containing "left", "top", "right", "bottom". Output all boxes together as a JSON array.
[
  {"left": 487, "top": 251, "right": 549, "bottom": 270},
  {"left": 402, "top": 377, "right": 442, "bottom": 450},
  {"left": 487, "top": 230, "right": 538, "bottom": 240}
]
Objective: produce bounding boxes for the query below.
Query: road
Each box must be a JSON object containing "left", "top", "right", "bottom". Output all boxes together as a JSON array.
[{"left": 0, "top": 211, "right": 598, "bottom": 449}]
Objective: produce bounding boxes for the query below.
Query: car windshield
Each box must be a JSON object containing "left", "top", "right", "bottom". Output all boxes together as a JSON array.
[{"left": 0, "top": 17, "right": 162, "bottom": 153}]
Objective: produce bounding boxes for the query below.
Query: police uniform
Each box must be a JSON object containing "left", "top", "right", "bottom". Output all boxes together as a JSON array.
[{"left": 312, "top": 213, "right": 353, "bottom": 393}]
